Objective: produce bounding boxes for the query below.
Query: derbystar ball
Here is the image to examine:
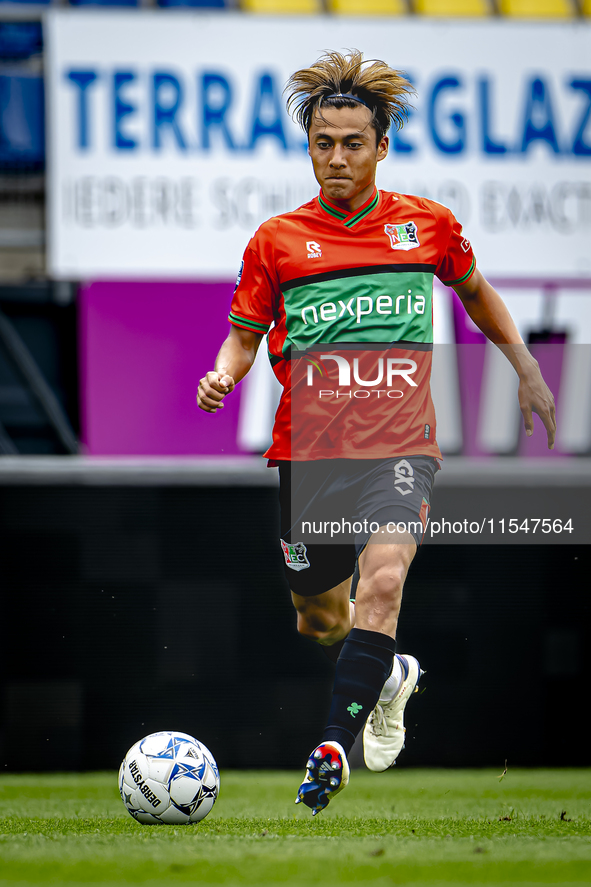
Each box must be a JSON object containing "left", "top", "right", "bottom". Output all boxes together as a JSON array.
[{"left": 119, "top": 731, "right": 219, "bottom": 824}]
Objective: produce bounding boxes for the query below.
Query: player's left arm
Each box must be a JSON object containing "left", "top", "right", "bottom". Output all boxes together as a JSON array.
[{"left": 453, "top": 267, "right": 556, "bottom": 449}]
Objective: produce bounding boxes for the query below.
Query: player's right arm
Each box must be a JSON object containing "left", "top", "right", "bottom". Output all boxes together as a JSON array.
[
  {"left": 200, "top": 225, "right": 277, "bottom": 413},
  {"left": 197, "top": 325, "right": 263, "bottom": 413}
]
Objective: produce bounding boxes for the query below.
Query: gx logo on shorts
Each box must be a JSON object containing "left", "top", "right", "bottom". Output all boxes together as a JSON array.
[{"left": 393, "top": 459, "right": 415, "bottom": 496}]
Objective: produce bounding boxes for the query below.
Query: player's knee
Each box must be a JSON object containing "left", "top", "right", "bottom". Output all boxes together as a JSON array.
[
  {"left": 296, "top": 608, "right": 342, "bottom": 643},
  {"left": 358, "top": 563, "right": 404, "bottom": 609}
]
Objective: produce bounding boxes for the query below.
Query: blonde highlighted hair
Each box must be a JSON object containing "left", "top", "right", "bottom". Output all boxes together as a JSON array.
[{"left": 285, "top": 49, "right": 414, "bottom": 143}]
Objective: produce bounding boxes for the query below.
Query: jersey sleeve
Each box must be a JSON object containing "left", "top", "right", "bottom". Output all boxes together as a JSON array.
[
  {"left": 435, "top": 208, "right": 476, "bottom": 287},
  {"left": 228, "top": 227, "right": 279, "bottom": 335}
]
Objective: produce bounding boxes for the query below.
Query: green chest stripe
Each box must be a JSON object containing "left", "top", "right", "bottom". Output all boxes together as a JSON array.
[{"left": 282, "top": 271, "right": 434, "bottom": 353}]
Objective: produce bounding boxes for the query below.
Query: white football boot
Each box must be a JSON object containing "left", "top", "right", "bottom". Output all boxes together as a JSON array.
[{"left": 363, "top": 654, "right": 423, "bottom": 772}]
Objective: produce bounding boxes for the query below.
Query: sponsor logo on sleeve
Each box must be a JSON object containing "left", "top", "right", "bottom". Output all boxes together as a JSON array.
[
  {"left": 234, "top": 260, "right": 244, "bottom": 292},
  {"left": 384, "top": 222, "right": 420, "bottom": 251}
]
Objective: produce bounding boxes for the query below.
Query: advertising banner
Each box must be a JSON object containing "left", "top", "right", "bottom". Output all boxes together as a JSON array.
[
  {"left": 45, "top": 12, "right": 591, "bottom": 279},
  {"left": 78, "top": 277, "right": 591, "bottom": 457}
]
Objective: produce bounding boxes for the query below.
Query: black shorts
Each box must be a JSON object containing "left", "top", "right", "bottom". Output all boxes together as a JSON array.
[{"left": 278, "top": 456, "right": 439, "bottom": 597}]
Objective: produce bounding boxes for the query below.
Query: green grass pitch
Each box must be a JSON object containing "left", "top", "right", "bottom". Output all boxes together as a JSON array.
[{"left": 1, "top": 769, "right": 590, "bottom": 886}]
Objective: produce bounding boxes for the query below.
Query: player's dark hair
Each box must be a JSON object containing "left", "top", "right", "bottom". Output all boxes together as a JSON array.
[{"left": 285, "top": 49, "right": 414, "bottom": 144}]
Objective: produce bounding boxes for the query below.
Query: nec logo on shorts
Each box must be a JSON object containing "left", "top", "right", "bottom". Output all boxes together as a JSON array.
[
  {"left": 384, "top": 222, "right": 420, "bottom": 251},
  {"left": 306, "top": 241, "right": 322, "bottom": 258},
  {"left": 393, "top": 459, "right": 415, "bottom": 496},
  {"left": 281, "top": 539, "right": 310, "bottom": 571}
]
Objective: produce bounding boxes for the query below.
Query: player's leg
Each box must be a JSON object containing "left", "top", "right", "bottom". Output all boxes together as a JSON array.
[
  {"left": 295, "top": 457, "right": 437, "bottom": 813},
  {"left": 291, "top": 575, "right": 355, "bottom": 650},
  {"left": 354, "top": 529, "right": 415, "bottom": 637},
  {"left": 357, "top": 532, "right": 423, "bottom": 771},
  {"left": 310, "top": 532, "right": 415, "bottom": 767},
  {"left": 297, "top": 535, "right": 416, "bottom": 814},
  {"left": 355, "top": 456, "right": 439, "bottom": 771},
  {"left": 279, "top": 459, "right": 358, "bottom": 657},
  {"left": 288, "top": 564, "right": 358, "bottom": 815},
  {"left": 289, "top": 573, "right": 356, "bottom": 815}
]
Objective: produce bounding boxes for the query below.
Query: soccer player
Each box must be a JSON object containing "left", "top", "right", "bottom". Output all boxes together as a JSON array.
[{"left": 197, "top": 50, "right": 556, "bottom": 815}]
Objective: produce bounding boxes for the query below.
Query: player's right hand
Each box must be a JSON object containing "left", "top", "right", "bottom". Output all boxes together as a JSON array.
[{"left": 197, "top": 371, "right": 235, "bottom": 413}]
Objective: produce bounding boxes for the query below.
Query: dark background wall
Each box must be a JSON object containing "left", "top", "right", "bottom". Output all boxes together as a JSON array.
[
  {"left": 0, "top": 283, "right": 79, "bottom": 455},
  {"left": 0, "top": 482, "right": 588, "bottom": 772}
]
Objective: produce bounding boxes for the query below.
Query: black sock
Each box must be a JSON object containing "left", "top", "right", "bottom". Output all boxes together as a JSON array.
[
  {"left": 319, "top": 637, "right": 347, "bottom": 664},
  {"left": 322, "top": 628, "right": 396, "bottom": 756}
]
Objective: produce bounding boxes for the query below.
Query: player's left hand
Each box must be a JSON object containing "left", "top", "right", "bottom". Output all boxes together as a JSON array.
[{"left": 518, "top": 364, "right": 556, "bottom": 449}]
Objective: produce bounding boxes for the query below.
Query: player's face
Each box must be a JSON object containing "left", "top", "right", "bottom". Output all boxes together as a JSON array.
[{"left": 308, "top": 105, "right": 389, "bottom": 212}]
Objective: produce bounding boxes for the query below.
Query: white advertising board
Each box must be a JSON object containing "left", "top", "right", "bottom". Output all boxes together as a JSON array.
[{"left": 45, "top": 12, "right": 591, "bottom": 279}]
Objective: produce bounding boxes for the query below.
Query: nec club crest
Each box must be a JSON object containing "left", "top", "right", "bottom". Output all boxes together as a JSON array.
[
  {"left": 280, "top": 539, "right": 310, "bottom": 571},
  {"left": 384, "top": 221, "right": 420, "bottom": 251}
]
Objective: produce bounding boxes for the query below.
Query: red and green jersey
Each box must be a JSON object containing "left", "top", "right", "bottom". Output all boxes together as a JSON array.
[{"left": 229, "top": 188, "right": 475, "bottom": 461}]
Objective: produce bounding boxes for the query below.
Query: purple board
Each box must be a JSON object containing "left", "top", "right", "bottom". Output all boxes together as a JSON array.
[
  {"left": 79, "top": 279, "right": 581, "bottom": 457},
  {"left": 451, "top": 290, "right": 488, "bottom": 458},
  {"left": 79, "top": 280, "right": 243, "bottom": 455}
]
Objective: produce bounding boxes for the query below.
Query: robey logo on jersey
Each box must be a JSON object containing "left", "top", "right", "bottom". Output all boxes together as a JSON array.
[{"left": 306, "top": 241, "right": 322, "bottom": 258}]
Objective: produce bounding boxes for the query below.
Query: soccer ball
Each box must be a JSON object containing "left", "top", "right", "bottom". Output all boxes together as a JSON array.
[{"left": 119, "top": 731, "right": 220, "bottom": 824}]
